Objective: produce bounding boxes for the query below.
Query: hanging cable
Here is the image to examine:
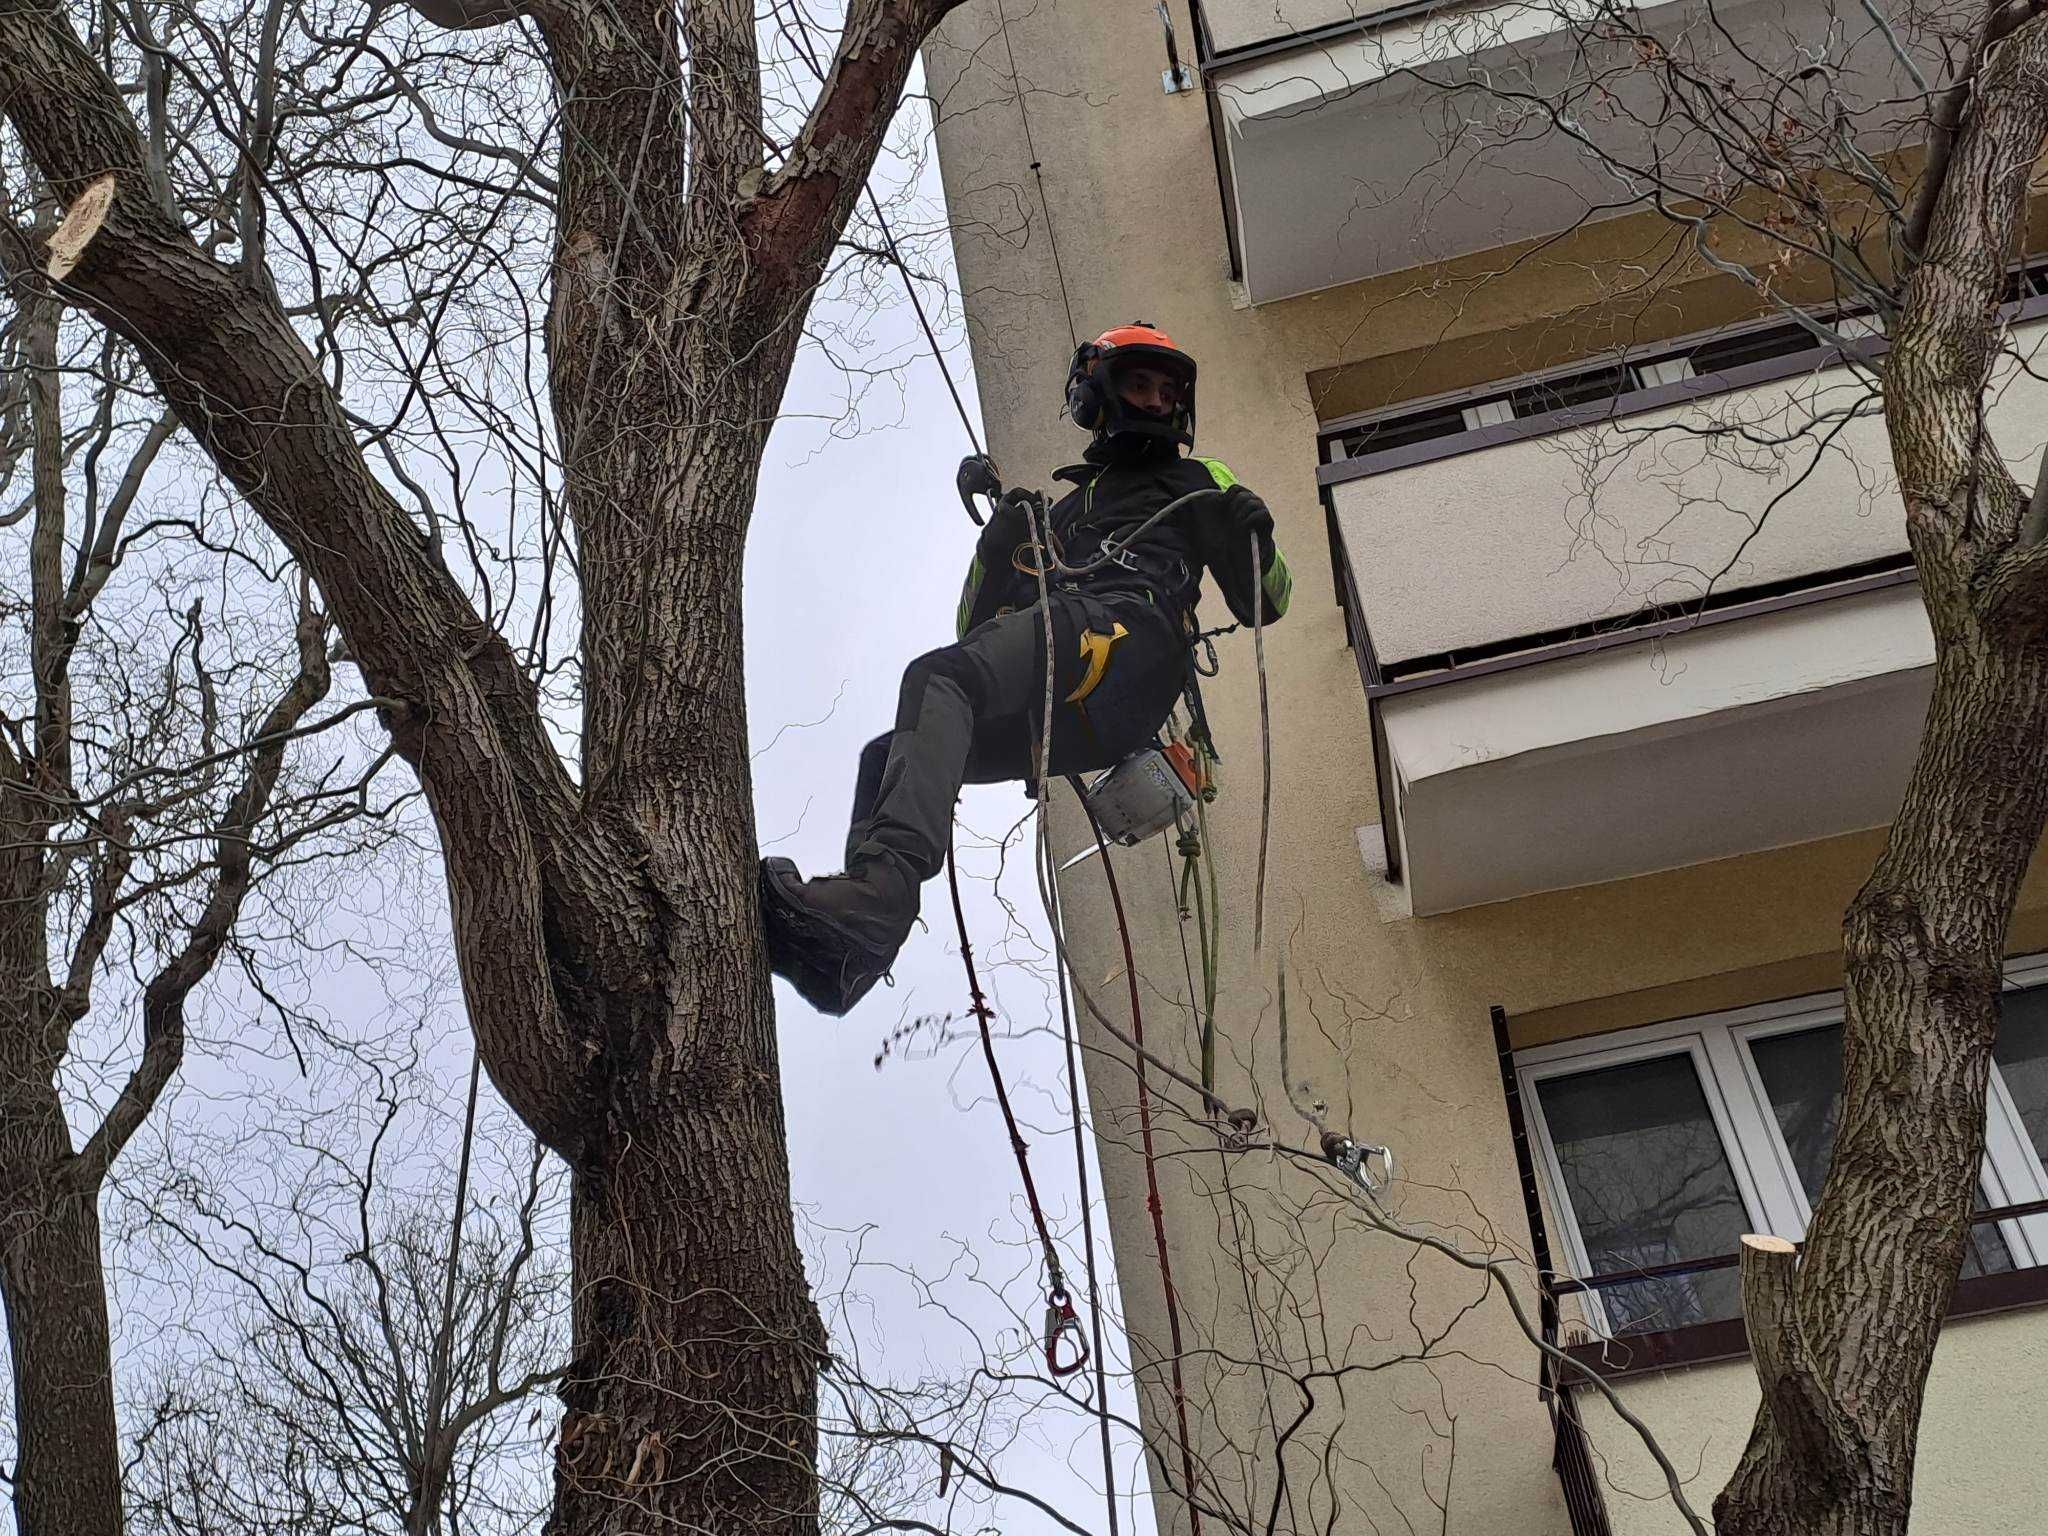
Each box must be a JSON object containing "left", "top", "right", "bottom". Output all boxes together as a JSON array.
[{"left": 994, "top": 0, "right": 1080, "bottom": 349}]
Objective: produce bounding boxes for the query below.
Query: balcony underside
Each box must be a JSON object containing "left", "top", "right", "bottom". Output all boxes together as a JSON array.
[
  {"left": 1212, "top": 0, "right": 1930, "bottom": 303},
  {"left": 1380, "top": 584, "right": 1931, "bottom": 914}
]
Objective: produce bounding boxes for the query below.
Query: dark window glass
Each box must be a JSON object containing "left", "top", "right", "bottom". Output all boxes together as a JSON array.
[
  {"left": 1537, "top": 1054, "right": 1749, "bottom": 1334},
  {"left": 1335, "top": 403, "right": 1470, "bottom": 459},
  {"left": 1752, "top": 1023, "right": 2014, "bottom": 1277},
  {"left": 1506, "top": 364, "right": 1631, "bottom": 418},
  {"left": 1994, "top": 988, "right": 2048, "bottom": 1167},
  {"left": 1684, "top": 323, "right": 1824, "bottom": 377}
]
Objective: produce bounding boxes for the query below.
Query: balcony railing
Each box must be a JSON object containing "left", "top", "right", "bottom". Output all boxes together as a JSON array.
[{"left": 1326, "top": 296, "right": 2048, "bottom": 913}]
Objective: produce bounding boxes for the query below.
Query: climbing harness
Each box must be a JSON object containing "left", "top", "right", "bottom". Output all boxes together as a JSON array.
[{"left": 963, "top": 457, "right": 1232, "bottom": 875}]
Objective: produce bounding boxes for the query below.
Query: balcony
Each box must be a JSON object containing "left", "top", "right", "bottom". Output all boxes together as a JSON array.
[
  {"left": 1193, "top": 0, "right": 1930, "bottom": 303},
  {"left": 1328, "top": 305, "right": 2048, "bottom": 915}
]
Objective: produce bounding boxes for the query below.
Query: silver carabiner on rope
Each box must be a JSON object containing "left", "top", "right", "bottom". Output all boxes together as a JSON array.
[{"left": 1323, "top": 1132, "right": 1396, "bottom": 1199}]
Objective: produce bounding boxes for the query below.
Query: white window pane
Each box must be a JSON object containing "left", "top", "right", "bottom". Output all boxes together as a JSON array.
[
  {"left": 1633, "top": 356, "right": 1694, "bottom": 389},
  {"left": 1752, "top": 1023, "right": 2013, "bottom": 1277},
  {"left": 1537, "top": 1054, "right": 1749, "bottom": 1333}
]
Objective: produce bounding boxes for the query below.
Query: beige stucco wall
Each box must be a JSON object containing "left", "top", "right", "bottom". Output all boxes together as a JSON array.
[
  {"left": 925, "top": 4, "right": 2048, "bottom": 1533},
  {"left": 1575, "top": 1308, "right": 2048, "bottom": 1533},
  {"left": 1201, "top": 0, "right": 1400, "bottom": 52}
]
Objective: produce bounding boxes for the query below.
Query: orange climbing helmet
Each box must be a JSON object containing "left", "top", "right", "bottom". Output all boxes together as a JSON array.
[{"left": 1065, "top": 322, "right": 1197, "bottom": 449}]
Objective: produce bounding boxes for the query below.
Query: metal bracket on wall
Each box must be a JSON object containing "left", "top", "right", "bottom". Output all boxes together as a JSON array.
[{"left": 1157, "top": 2, "right": 1197, "bottom": 93}]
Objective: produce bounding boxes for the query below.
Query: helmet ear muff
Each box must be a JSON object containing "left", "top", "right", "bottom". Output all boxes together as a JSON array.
[{"left": 1065, "top": 343, "right": 1106, "bottom": 429}]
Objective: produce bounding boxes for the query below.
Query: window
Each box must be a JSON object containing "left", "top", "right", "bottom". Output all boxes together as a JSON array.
[
  {"left": 1537, "top": 1053, "right": 1750, "bottom": 1332},
  {"left": 1519, "top": 961, "right": 2048, "bottom": 1338},
  {"left": 1681, "top": 321, "right": 1823, "bottom": 378},
  {"left": 1747, "top": 1022, "right": 2014, "bottom": 1278},
  {"left": 1318, "top": 256, "right": 2048, "bottom": 471}
]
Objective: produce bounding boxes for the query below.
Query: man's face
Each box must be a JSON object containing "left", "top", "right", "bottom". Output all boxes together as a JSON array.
[{"left": 1116, "top": 362, "right": 1185, "bottom": 420}]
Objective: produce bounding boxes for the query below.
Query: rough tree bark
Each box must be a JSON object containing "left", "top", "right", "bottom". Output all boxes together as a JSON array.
[
  {"left": 0, "top": 1, "right": 966, "bottom": 1531},
  {"left": 1716, "top": 13, "right": 2048, "bottom": 1534}
]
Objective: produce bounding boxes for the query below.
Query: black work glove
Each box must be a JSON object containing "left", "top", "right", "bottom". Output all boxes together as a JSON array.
[
  {"left": 976, "top": 487, "right": 1039, "bottom": 560},
  {"left": 1222, "top": 483, "right": 1274, "bottom": 542}
]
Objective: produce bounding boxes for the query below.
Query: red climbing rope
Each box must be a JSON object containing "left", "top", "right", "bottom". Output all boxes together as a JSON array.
[
  {"left": 1076, "top": 791, "right": 1205, "bottom": 1535},
  {"left": 945, "top": 837, "right": 1089, "bottom": 1380}
]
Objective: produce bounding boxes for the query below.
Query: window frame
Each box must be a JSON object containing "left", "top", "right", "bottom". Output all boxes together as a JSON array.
[{"left": 1517, "top": 958, "right": 2048, "bottom": 1338}]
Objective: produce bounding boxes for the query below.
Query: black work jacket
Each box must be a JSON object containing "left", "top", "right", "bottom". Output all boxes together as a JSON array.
[{"left": 955, "top": 439, "right": 1291, "bottom": 639}]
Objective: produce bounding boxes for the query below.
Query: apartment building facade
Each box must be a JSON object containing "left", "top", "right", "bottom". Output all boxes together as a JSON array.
[{"left": 926, "top": 3, "right": 2048, "bottom": 1531}]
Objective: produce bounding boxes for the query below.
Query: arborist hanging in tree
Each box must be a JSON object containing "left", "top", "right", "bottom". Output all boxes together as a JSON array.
[{"left": 760, "top": 322, "right": 1293, "bottom": 1016}]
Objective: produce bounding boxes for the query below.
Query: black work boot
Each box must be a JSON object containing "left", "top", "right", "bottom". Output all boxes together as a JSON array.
[{"left": 759, "top": 856, "right": 921, "bottom": 1017}]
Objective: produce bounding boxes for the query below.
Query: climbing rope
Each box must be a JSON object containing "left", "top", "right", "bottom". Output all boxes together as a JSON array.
[
  {"left": 1251, "top": 531, "right": 1272, "bottom": 954},
  {"left": 1014, "top": 478, "right": 1206, "bottom": 1529},
  {"left": 944, "top": 837, "right": 1089, "bottom": 1380},
  {"left": 771, "top": 4, "right": 985, "bottom": 457},
  {"left": 1075, "top": 789, "right": 1206, "bottom": 1534},
  {"left": 994, "top": 0, "right": 1080, "bottom": 350},
  {"left": 1042, "top": 835, "right": 1120, "bottom": 1534}
]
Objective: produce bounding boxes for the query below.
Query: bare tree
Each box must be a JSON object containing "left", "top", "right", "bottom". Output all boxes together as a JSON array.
[
  {"left": 0, "top": 0, "right": 986, "bottom": 1528},
  {"left": 0, "top": 219, "right": 402, "bottom": 1535},
  {"left": 122, "top": 1058, "right": 567, "bottom": 1536}
]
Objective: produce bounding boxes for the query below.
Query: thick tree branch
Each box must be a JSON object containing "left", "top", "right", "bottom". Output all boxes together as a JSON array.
[
  {"left": 1884, "top": 11, "right": 2048, "bottom": 551},
  {"left": 1905, "top": 0, "right": 2048, "bottom": 258},
  {"left": 740, "top": 0, "right": 973, "bottom": 301},
  {"left": 1737, "top": 1235, "right": 1861, "bottom": 1490}
]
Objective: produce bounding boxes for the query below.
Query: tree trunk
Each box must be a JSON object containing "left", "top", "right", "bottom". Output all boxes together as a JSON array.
[
  {"left": 0, "top": 1, "right": 961, "bottom": 1530},
  {"left": 0, "top": 1089, "right": 124, "bottom": 1536},
  {"left": 1716, "top": 634, "right": 2048, "bottom": 1536},
  {"left": 1716, "top": 19, "right": 2048, "bottom": 1531},
  {"left": 550, "top": 1101, "right": 821, "bottom": 1533}
]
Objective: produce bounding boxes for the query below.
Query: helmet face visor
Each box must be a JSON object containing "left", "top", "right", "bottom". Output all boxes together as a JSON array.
[
  {"left": 1095, "top": 345, "right": 1196, "bottom": 445},
  {"left": 1106, "top": 355, "right": 1189, "bottom": 420}
]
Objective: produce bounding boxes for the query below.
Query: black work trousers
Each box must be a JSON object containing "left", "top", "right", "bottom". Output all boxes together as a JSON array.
[{"left": 846, "top": 589, "right": 1188, "bottom": 885}]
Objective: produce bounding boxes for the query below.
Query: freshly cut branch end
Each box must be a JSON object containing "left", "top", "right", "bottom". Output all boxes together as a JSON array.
[
  {"left": 45, "top": 174, "right": 114, "bottom": 281},
  {"left": 1739, "top": 1234, "right": 1800, "bottom": 1365}
]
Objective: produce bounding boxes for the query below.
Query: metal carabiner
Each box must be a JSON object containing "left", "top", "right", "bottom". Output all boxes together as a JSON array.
[
  {"left": 1323, "top": 1132, "right": 1397, "bottom": 1197},
  {"left": 1043, "top": 1288, "right": 1090, "bottom": 1378}
]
